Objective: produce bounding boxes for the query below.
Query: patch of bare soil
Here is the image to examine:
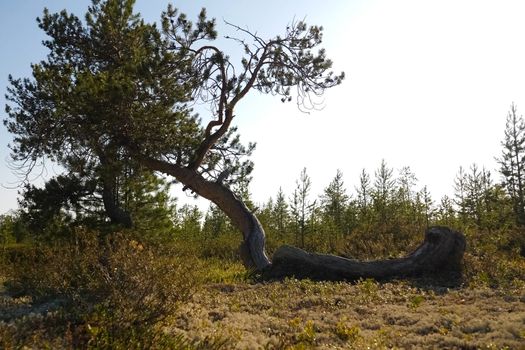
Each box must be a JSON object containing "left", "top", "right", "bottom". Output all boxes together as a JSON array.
[{"left": 171, "top": 280, "right": 525, "bottom": 349}]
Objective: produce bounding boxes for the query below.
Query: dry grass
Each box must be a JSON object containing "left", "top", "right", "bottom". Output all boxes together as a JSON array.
[
  {"left": 169, "top": 278, "right": 525, "bottom": 349},
  {"left": 1, "top": 273, "right": 524, "bottom": 349}
]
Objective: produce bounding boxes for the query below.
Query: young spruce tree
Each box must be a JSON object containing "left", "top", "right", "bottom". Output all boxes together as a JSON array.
[{"left": 498, "top": 103, "right": 525, "bottom": 226}]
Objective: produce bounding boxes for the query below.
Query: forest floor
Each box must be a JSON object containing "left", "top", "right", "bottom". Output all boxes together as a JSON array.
[
  {"left": 1, "top": 274, "right": 525, "bottom": 349},
  {"left": 171, "top": 278, "right": 525, "bottom": 349}
]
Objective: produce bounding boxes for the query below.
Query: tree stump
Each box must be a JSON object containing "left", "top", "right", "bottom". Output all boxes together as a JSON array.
[{"left": 265, "top": 226, "right": 466, "bottom": 281}]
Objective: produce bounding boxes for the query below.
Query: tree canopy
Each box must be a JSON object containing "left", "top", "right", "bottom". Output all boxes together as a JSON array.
[
  {"left": 5, "top": 0, "right": 344, "bottom": 269},
  {"left": 5, "top": 0, "right": 201, "bottom": 228}
]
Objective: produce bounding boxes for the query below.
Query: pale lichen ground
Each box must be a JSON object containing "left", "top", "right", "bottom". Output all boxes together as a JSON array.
[
  {"left": 171, "top": 279, "right": 525, "bottom": 349},
  {"left": 1, "top": 277, "right": 524, "bottom": 349}
]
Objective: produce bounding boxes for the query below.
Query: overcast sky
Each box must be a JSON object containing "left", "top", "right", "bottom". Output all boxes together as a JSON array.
[{"left": 1, "top": 0, "right": 525, "bottom": 214}]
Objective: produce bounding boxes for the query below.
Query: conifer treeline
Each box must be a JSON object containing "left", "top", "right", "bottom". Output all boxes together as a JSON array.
[
  {"left": 172, "top": 104, "right": 525, "bottom": 258},
  {"left": 2, "top": 104, "right": 525, "bottom": 259}
]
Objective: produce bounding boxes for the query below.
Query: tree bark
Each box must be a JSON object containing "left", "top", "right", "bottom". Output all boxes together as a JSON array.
[
  {"left": 140, "top": 156, "right": 271, "bottom": 270},
  {"left": 265, "top": 226, "right": 466, "bottom": 281}
]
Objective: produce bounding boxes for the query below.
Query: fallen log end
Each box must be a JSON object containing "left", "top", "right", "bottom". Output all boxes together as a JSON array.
[{"left": 264, "top": 226, "right": 466, "bottom": 282}]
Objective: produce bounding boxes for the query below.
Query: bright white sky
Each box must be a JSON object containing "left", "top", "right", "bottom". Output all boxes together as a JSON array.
[{"left": 1, "top": 0, "right": 525, "bottom": 214}]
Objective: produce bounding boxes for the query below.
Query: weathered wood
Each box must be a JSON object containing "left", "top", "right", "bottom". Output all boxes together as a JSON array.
[
  {"left": 265, "top": 226, "right": 466, "bottom": 281},
  {"left": 138, "top": 155, "right": 465, "bottom": 281},
  {"left": 139, "top": 156, "right": 271, "bottom": 270}
]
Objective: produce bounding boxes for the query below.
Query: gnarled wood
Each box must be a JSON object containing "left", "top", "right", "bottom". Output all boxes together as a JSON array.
[
  {"left": 139, "top": 155, "right": 271, "bottom": 270},
  {"left": 265, "top": 226, "right": 466, "bottom": 281},
  {"left": 137, "top": 156, "right": 465, "bottom": 281}
]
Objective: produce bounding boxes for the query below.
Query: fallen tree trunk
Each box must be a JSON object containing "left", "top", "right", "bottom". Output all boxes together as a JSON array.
[
  {"left": 265, "top": 226, "right": 466, "bottom": 281},
  {"left": 139, "top": 155, "right": 465, "bottom": 281}
]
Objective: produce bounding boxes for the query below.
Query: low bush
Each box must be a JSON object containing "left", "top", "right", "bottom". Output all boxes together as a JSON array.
[{"left": 1, "top": 228, "right": 202, "bottom": 348}]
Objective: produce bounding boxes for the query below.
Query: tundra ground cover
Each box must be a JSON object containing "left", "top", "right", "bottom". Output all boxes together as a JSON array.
[{"left": 1, "top": 250, "right": 524, "bottom": 349}]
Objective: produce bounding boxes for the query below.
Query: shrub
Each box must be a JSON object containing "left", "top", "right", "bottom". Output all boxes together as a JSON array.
[
  {"left": 3, "top": 228, "right": 202, "bottom": 348},
  {"left": 335, "top": 319, "right": 361, "bottom": 342},
  {"left": 461, "top": 228, "right": 525, "bottom": 288}
]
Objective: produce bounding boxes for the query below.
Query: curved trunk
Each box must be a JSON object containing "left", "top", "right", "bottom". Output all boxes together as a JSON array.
[
  {"left": 139, "top": 157, "right": 466, "bottom": 281},
  {"left": 140, "top": 157, "right": 271, "bottom": 270}
]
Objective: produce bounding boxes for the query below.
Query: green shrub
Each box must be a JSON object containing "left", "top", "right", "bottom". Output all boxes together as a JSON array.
[
  {"left": 461, "top": 228, "right": 525, "bottom": 288},
  {"left": 296, "top": 320, "right": 317, "bottom": 344},
  {"left": 335, "top": 319, "right": 361, "bottom": 342},
  {"left": 2, "top": 228, "right": 202, "bottom": 348}
]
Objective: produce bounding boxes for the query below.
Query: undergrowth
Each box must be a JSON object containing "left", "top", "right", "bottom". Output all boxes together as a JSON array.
[
  {"left": 0, "top": 228, "right": 205, "bottom": 349},
  {"left": 0, "top": 225, "right": 524, "bottom": 349}
]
